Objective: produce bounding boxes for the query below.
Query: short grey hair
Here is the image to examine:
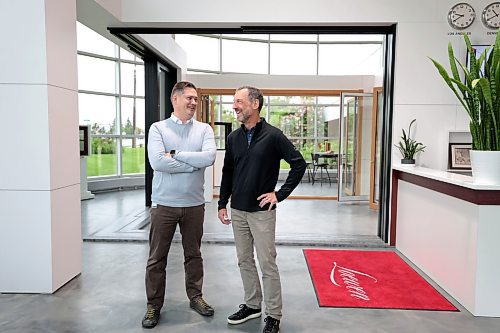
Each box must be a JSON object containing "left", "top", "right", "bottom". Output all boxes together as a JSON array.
[
  {"left": 171, "top": 81, "right": 197, "bottom": 99},
  {"left": 236, "top": 86, "right": 264, "bottom": 112}
]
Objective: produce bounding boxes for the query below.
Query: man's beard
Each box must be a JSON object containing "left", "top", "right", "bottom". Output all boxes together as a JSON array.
[{"left": 236, "top": 109, "right": 250, "bottom": 124}]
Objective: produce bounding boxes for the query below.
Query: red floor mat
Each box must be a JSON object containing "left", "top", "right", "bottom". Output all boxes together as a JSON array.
[{"left": 303, "top": 249, "right": 458, "bottom": 311}]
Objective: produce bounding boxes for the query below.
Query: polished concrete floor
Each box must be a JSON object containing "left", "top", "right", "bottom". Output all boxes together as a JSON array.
[
  {"left": 81, "top": 188, "right": 382, "bottom": 246},
  {"left": 3, "top": 188, "right": 500, "bottom": 332},
  {"left": 1, "top": 242, "right": 500, "bottom": 333}
]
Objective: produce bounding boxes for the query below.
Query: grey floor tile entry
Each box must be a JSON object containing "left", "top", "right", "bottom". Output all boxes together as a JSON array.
[{"left": 81, "top": 189, "right": 383, "bottom": 247}]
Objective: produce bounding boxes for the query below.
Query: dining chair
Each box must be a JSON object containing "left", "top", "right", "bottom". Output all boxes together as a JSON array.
[{"left": 311, "top": 153, "right": 331, "bottom": 186}]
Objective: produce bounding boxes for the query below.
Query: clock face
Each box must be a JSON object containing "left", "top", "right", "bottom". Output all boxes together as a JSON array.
[
  {"left": 448, "top": 3, "right": 476, "bottom": 30},
  {"left": 482, "top": 2, "right": 500, "bottom": 29}
]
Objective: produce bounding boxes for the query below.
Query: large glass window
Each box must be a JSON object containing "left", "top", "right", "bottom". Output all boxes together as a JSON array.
[
  {"left": 222, "top": 39, "right": 268, "bottom": 74},
  {"left": 121, "top": 97, "right": 145, "bottom": 136},
  {"left": 77, "top": 23, "right": 116, "bottom": 57},
  {"left": 174, "top": 34, "right": 219, "bottom": 71},
  {"left": 205, "top": 92, "right": 340, "bottom": 170},
  {"left": 77, "top": 22, "right": 145, "bottom": 178},
  {"left": 121, "top": 62, "right": 145, "bottom": 96},
  {"left": 78, "top": 94, "right": 117, "bottom": 134},
  {"left": 270, "top": 34, "right": 318, "bottom": 42},
  {"left": 88, "top": 138, "right": 118, "bottom": 177},
  {"left": 319, "top": 34, "right": 383, "bottom": 42},
  {"left": 318, "top": 44, "right": 382, "bottom": 75},
  {"left": 175, "top": 34, "right": 384, "bottom": 75},
  {"left": 267, "top": 96, "right": 339, "bottom": 169},
  {"left": 121, "top": 138, "right": 146, "bottom": 174},
  {"left": 269, "top": 43, "right": 317, "bottom": 75},
  {"left": 77, "top": 55, "right": 116, "bottom": 94}
]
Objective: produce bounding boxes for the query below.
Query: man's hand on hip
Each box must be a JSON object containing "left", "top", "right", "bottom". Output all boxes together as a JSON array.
[{"left": 257, "top": 192, "right": 277, "bottom": 211}]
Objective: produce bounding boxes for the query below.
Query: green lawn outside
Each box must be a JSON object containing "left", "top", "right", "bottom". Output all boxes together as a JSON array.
[
  {"left": 87, "top": 147, "right": 145, "bottom": 177},
  {"left": 87, "top": 147, "right": 297, "bottom": 177}
]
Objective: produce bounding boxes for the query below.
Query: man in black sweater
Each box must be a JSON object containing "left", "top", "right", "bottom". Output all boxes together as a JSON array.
[{"left": 218, "top": 86, "right": 306, "bottom": 333}]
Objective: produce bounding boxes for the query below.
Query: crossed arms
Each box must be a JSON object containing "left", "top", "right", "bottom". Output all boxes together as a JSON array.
[{"left": 147, "top": 123, "right": 216, "bottom": 174}]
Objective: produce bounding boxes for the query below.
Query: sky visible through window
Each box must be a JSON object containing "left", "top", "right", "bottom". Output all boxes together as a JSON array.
[
  {"left": 77, "top": 22, "right": 146, "bottom": 176},
  {"left": 175, "top": 34, "right": 384, "bottom": 75},
  {"left": 77, "top": 28, "right": 384, "bottom": 127}
]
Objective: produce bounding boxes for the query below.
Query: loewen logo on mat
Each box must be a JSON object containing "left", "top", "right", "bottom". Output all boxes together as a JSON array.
[
  {"left": 330, "top": 262, "right": 378, "bottom": 301},
  {"left": 305, "top": 250, "right": 457, "bottom": 310}
]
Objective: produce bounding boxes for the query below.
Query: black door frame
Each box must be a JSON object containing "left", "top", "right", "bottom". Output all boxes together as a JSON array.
[
  {"left": 142, "top": 56, "right": 177, "bottom": 207},
  {"left": 109, "top": 31, "right": 178, "bottom": 207}
]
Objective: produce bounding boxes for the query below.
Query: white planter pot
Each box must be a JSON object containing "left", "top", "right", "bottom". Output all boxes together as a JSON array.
[{"left": 470, "top": 150, "right": 500, "bottom": 185}]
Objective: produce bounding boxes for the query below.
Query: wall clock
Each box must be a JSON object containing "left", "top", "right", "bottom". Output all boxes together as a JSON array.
[
  {"left": 482, "top": 2, "right": 500, "bottom": 29},
  {"left": 448, "top": 3, "right": 476, "bottom": 30}
]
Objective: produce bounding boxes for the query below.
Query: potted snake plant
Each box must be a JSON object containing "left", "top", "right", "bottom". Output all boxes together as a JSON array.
[
  {"left": 395, "top": 119, "right": 425, "bottom": 165},
  {"left": 430, "top": 33, "right": 500, "bottom": 184}
]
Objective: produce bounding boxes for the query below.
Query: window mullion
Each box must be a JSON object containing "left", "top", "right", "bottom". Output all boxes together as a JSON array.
[
  {"left": 316, "top": 34, "right": 319, "bottom": 76},
  {"left": 116, "top": 46, "right": 123, "bottom": 177},
  {"left": 267, "top": 34, "right": 271, "bottom": 75}
]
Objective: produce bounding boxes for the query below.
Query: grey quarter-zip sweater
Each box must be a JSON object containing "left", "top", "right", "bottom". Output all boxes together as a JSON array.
[{"left": 147, "top": 115, "right": 216, "bottom": 207}]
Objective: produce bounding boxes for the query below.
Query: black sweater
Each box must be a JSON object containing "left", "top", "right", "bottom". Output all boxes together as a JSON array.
[{"left": 218, "top": 119, "right": 306, "bottom": 212}]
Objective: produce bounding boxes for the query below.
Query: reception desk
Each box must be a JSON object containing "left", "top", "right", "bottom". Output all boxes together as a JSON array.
[{"left": 391, "top": 165, "right": 500, "bottom": 317}]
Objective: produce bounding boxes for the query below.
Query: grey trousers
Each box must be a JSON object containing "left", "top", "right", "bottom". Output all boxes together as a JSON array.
[{"left": 231, "top": 208, "right": 282, "bottom": 320}]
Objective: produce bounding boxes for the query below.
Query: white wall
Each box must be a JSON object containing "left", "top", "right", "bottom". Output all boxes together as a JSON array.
[
  {"left": 94, "top": 0, "right": 122, "bottom": 19},
  {"left": 119, "top": 0, "right": 496, "bottom": 170},
  {"left": 77, "top": 0, "right": 187, "bottom": 73},
  {"left": 0, "top": 0, "right": 81, "bottom": 293},
  {"left": 121, "top": 0, "right": 440, "bottom": 24},
  {"left": 77, "top": 0, "right": 125, "bottom": 48},
  {"left": 137, "top": 34, "right": 187, "bottom": 78}
]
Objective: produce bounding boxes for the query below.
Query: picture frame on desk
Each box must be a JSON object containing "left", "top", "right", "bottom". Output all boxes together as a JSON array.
[{"left": 449, "top": 143, "right": 472, "bottom": 170}]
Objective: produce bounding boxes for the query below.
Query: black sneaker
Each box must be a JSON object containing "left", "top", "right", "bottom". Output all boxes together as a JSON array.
[
  {"left": 190, "top": 296, "right": 215, "bottom": 316},
  {"left": 263, "top": 316, "right": 280, "bottom": 333},
  {"left": 227, "top": 304, "right": 262, "bottom": 324},
  {"left": 142, "top": 307, "right": 160, "bottom": 329}
]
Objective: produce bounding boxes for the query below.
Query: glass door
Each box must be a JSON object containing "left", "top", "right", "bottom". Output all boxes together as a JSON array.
[
  {"left": 338, "top": 92, "right": 373, "bottom": 202},
  {"left": 369, "top": 88, "right": 383, "bottom": 209}
]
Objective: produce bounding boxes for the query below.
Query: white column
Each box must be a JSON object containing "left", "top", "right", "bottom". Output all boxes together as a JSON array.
[{"left": 0, "top": 0, "right": 81, "bottom": 293}]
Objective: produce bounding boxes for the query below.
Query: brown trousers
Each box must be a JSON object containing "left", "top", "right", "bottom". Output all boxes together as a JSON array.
[{"left": 145, "top": 204, "right": 205, "bottom": 310}]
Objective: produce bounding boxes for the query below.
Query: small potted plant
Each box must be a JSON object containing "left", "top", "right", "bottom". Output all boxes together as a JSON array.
[{"left": 395, "top": 119, "right": 425, "bottom": 165}]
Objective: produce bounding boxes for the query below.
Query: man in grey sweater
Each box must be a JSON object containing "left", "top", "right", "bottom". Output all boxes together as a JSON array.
[{"left": 142, "top": 81, "right": 216, "bottom": 329}]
